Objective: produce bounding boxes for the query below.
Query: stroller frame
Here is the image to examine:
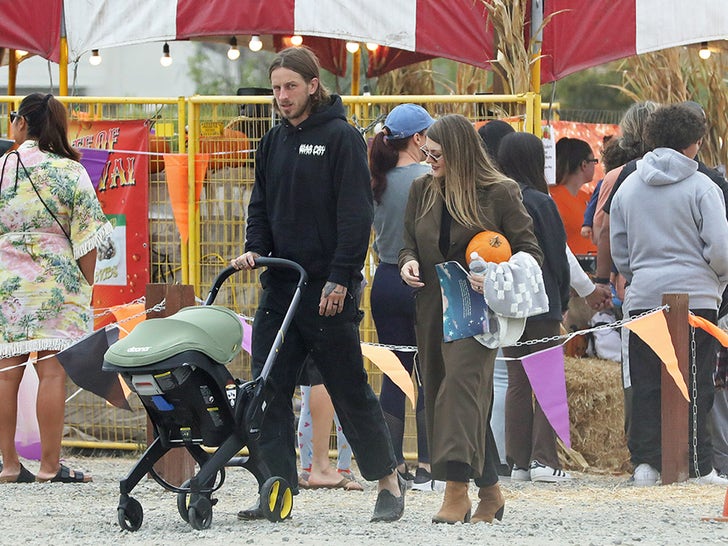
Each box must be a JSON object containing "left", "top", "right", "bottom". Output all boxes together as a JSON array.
[{"left": 103, "top": 258, "right": 307, "bottom": 531}]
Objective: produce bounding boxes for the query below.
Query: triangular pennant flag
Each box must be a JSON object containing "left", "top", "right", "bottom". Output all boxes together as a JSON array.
[
  {"left": 111, "top": 302, "right": 146, "bottom": 339},
  {"left": 163, "top": 153, "right": 209, "bottom": 243},
  {"left": 15, "top": 361, "right": 41, "bottom": 460},
  {"left": 521, "top": 345, "right": 571, "bottom": 448},
  {"left": 56, "top": 326, "right": 131, "bottom": 411},
  {"left": 625, "top": 310, "right": 689, "bottom": 401},
  {"left": 239, "top": 316, "right": 252, "bottom": 355},
  {"left": 360, "top": 344, "right": 416, "bottom": 409},
  {"left": 78, "top": 147, "right": 111, "bottom": 189},
  {"left": 194, "top": 153, "right": 210, "bottom": 200},
  {"left": 688, "top": 314, "right": 728, "bottom": 348}
]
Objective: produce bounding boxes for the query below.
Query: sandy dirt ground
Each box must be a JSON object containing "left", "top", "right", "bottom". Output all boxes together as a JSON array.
[{"left": 1, "top": 455, "right": 728, "bottom": 545}]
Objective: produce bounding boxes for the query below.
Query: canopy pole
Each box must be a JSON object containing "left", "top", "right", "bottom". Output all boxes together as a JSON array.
[
  {"left": 8, "top": 49, "right": 17, "bottom": 96},
  {"left": 59, "top": 36, "right": 69, "bottom": 96},
  {"left": 530, "top": 0, "right": 544, "bottom": 136},
  {"left": 351, "top": 48, "right": 360, "bottom": 95}
]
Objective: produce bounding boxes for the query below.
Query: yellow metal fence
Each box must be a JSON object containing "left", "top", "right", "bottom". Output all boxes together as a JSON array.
[{"left": 0, "top": 93, "right": 540, "bottom": 457}]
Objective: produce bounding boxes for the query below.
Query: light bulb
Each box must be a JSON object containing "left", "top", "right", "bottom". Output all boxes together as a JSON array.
[
  {"left": 160, "top": 42, "right": 173, "bottom": 67},
  {"left": 89, "top": 49, "right": 102, "bottom": 66},
  {"left": 249, "top": 35, "right": 263, "bottom": 52},
  {"left": 290, "top": 35, "right": 303, "bottom": 46},
  {"left": 366, "top": 43, "right": 379, "bottom": 52},
  {"left": 15, "top": 50, "right": 28, "bottom": 59},
  {"left": 699, "top": 41, "right": 711, "bottom": 60},
  {"left": 346, "top": 42, "right": 360, "bottom": 54},
  {"left": 227, "top": 37, "right": 240, "bottom": 60}
]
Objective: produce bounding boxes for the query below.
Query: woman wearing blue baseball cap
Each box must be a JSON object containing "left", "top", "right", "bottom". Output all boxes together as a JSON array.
[{"left": 369, "top": 104, "right": 440, "bottom": 492}]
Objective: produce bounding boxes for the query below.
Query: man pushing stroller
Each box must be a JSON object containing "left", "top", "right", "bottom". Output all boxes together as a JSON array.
[{"left": 231, "top": 46, "right": 405, "bottom": 523}]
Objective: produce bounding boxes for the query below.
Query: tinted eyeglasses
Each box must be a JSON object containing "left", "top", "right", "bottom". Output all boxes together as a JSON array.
[
  {"left": 584, "top": 158, "right": 599, "bottom": 164},
  {"left": 420, "top": 146, "right": 443, "bottom": 162},
  {"left": 9, "top": 111, "right": 19, "bottom": 123}
]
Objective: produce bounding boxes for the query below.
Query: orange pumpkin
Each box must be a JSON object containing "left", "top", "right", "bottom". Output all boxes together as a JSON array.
[
  {"left": 148, "top": 135, "right": 171, "bottom": 174},
  {"left": 198, "top": 128, "right": 250, "bottom": 170},
  {"left": 466, "top": 230, "right": 512, "bottom": 264}
]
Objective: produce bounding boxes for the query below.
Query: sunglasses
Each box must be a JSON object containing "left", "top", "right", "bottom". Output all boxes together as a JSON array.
[
  {"left": 420, "top": 146, "right": 443, "bottom": 162},
  {"left": 9, "top": 111, "right": 19, "bottom": 123},
  {"left": 584, "top": 158, "right": 599, "bottom": 164}
]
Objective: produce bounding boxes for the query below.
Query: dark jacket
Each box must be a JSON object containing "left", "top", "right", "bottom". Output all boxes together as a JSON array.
[
  {"left": 520, "top": 184, "right": 570, "bottom": 320},
  {"left": 245, "top": 95, "right": 372, "bottom": 287}
]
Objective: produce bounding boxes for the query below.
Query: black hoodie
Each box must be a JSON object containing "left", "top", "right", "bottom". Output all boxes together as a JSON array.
[{"left": 244, "top": 95, "right": 373, "bottom": 288}]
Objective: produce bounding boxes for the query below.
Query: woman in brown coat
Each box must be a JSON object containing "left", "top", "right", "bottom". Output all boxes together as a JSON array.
[{"left": 399, "top": 114, "right": 542, "bottom": 523}]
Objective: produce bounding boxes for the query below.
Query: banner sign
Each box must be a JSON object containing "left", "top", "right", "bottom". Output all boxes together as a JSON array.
[{"left": 69, "top": 120, "right": 150, "bottom": 320}]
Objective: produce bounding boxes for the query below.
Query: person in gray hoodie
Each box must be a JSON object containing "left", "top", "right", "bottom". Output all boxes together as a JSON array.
[{"left": 610, "top": 103, "right": 728, "bottom": 486}]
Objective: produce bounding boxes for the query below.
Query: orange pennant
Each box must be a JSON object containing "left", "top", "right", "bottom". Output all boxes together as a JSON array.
[
  {"left": 360, "top": 344, "right": 416, "bottom": 409},
  {"left": 111, "top": 303, "right": 147, "bottom": 339},
  {"left": 688, "top": 314, "right": 728, "bottom": 348},
  {"left": 163, "top": 153, "right": 209, "bottom": 243},
  {"left": 625, "top": 310, "right": 689, "bottom": 401}
]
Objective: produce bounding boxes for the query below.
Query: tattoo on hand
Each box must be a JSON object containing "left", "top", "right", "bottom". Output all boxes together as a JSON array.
[{"left": 323, "top": 282, "right": 337, "bottom": 297}]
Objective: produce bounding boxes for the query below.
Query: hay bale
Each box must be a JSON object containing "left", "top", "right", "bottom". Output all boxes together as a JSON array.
[{"left": 560, "top": 356, "right": 632, "bottom": 474}]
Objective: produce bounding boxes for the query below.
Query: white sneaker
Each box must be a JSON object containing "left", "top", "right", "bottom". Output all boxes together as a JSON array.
[
  {"left": 631, "top": 463, "right": 660, "bottom": 486},
  {"left": 510, "top": 465, "right": 531, "bottom": 481},
  {"left": 694, "top": 469, "right": 728, "bottom": 485},
  {"left": 529, "top": 460, "right": 572, "bottom": 483},
  {"left": 410, "top": 468, "right": 446, "bottom": 492}
]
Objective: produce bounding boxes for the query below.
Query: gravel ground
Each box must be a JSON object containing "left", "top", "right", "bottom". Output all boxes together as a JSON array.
[{"left": 2, "top": 455, "right": 728, "bottom": 545}]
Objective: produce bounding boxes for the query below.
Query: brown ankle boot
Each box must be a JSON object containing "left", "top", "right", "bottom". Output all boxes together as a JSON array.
[
  {"left": 471, "top": 483, "right": 505, "bottom": 524},
  {"left": 432, "top": 481, "right": 472, "bottom": 524}
]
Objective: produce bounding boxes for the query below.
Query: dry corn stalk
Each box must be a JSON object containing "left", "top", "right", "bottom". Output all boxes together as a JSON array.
[{"left": 614, "top": 46, "right": 727, "bottom": 169}]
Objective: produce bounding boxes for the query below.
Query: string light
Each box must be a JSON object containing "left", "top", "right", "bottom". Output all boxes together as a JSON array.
[
  {"left": 366, "top": 43, "right": 379, "bottom": 52},
  {"left": 249, "top": 35, "right": 263, "bottom": 52},
  {"left": 290, "top": 35, "right": 303, "bottom": 46},
  {"left": 160, "top": 42, "right": 173, "bottom": 67},
  {"left": 699, "top": 41, "right": 711, "bottom": 60},
  {"left": 227, "top": 37, "right": 240, "bottom": 60},
  {"left": 346, "top": 42, "right": 360, "bottom": 54},
  {"left": 89, "top": 49, "right": 102, "bottom": 66}
]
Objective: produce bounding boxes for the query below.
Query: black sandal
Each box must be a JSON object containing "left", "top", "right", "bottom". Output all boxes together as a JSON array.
[
  {"left": 0, "top": 463, "right": 36, "bottom": 483},
  {"left": 39, "top": 464, "right": 92, "bottom": 483}
]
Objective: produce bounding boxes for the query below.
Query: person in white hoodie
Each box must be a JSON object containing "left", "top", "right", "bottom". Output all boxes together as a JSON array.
[{"left": 610, "top": 103, "right": 728, "bottom": 486}]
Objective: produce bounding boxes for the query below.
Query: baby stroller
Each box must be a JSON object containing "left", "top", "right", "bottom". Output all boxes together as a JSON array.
[{"left": 103, "top": 257, "right": 307, "bottom": 531}]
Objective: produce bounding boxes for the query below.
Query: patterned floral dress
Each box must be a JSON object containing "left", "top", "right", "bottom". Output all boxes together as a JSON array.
[{"left": 0, "top": 140, "right": 113, "bottom": 358}]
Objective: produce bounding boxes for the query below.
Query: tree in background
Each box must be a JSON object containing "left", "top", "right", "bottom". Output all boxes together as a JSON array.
[{"left": 188, "top": 43, "right": 275, "bottom": 95}]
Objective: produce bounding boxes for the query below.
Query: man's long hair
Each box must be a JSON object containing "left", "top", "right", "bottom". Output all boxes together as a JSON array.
[{"left": 268, "top": 47, "right": 331, "bottom": 114}]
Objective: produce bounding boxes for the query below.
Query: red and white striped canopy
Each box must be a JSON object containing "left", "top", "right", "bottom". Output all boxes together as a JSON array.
[{"left": 1, "top": 0, "right": 727, "bottom": 82}]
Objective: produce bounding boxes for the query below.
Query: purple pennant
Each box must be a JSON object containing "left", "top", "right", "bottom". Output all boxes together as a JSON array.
[
  {"left": 520, "top": 345, "right": 571, "bottom": 448},
  {"left": 79, "top": 147, "right": 111, "bottom": 189},
  {"left": 239, "top": 316, "right": 252, "bottom": 355}
]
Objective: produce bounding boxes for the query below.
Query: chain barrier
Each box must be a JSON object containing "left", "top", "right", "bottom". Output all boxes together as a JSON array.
[
  {"left": 691, "top": 325, "right": 700, "bottom": 478},
  {"left": 351, "top": 305, "right": 670, "bottom": 354}
]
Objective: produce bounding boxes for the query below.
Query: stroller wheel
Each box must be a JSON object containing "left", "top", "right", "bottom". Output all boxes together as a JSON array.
[
  {"left": 177, "top": 479, "right": 217, "bottom": 523},
  {"left": 188, "top": 495, "right": 213, "bottom": 530},
  {"left": 118, "top": 497, "right": 143, "bottom": 531},
  {"left": 177, "top": 479, "right": 192, "bottom": 522},
  {"left": 260, "top": 476, "right": 293, "bottom": 522}
]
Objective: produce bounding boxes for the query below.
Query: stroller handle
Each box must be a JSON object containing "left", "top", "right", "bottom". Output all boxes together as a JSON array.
[{"left": 204, "top": 257, "right": 308, "bottom": 306}]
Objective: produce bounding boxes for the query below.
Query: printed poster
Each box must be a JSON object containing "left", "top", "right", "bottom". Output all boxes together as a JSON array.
[{"left": 68, "top": 120, "right": 150, "bottom": 321}]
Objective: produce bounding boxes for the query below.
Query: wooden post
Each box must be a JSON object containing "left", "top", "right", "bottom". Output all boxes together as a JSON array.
[
  {"left": 145, "top": 283, "right": 197, "bottom": 486},
  {"left": 661, "top": 293, "right": 689, "bottom": 485}
]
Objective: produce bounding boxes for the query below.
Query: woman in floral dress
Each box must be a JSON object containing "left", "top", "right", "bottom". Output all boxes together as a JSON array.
[{"left": 0, "top": 94, "right": 112, "bottom": 483}]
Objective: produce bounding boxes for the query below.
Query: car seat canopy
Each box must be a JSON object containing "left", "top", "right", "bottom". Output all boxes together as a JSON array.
[{"left": 105, "top": 305, "right": 244, "bottom": 367}]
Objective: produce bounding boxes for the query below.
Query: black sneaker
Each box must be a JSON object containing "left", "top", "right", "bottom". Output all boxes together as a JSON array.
[
  {"left": 411, "top": 467, "right": 445, "bottom": 492},
  {"left": 397, "top": 467, "right": 415, "bottom": 491}
]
